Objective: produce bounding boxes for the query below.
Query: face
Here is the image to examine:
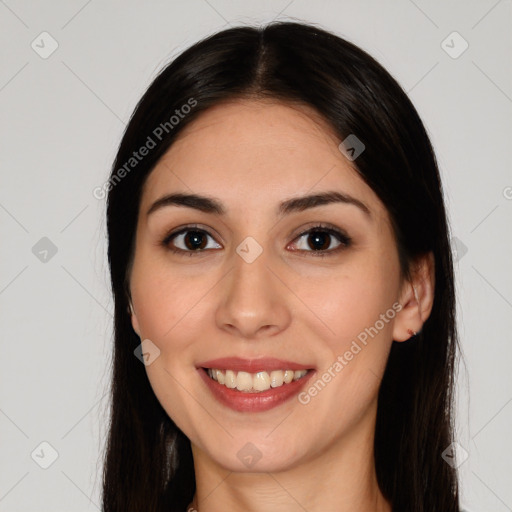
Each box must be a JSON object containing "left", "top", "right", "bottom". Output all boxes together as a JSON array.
[{"left": 128, "top": 99, "right": 411, "bottom": 473}]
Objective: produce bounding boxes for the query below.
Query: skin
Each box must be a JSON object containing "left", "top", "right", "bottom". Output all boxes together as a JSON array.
[{"left": 128, "top": 99, "right": 435, "bottom": 512}]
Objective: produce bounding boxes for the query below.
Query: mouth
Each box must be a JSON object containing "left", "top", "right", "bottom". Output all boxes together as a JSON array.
[
  {"left": 196, "top": 357, "right": 316, "bottom": 412},
  {"left": 203, "top": 367, "right": 312, "bottom": 393}
]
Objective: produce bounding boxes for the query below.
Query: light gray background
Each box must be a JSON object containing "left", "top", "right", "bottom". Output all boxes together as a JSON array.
[{"left": 0, "top": 1, "right": 511, "bottom": 511}]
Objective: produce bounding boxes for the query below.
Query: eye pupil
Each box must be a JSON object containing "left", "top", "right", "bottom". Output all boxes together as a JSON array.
[
  {"left": 308, "top": 231, "right": 330, "bottom": 251},
  {"left": 185, "top": 230, "right": 207, "bottom": 250}
]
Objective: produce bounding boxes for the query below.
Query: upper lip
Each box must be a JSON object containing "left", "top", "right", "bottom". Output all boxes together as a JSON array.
[{"left": 197, "top": 357, "right": 314, "bottom": 373}]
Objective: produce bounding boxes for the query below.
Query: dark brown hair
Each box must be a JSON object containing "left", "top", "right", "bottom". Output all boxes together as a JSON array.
[{"left": 102, "top": 21, "right": 461, "bottom": 511}]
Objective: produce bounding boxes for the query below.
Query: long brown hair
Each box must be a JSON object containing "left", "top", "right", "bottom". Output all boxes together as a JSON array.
[{"left": 102, "top": 21, "right": 461, "bottom": 511}]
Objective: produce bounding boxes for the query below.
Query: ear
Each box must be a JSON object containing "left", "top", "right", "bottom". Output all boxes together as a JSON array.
[
  {"left": 128, "top": 300, "right": 141, "bottom": 337},
  {"left": 392, "top": 251, "right": 435, "bottom": 342}
]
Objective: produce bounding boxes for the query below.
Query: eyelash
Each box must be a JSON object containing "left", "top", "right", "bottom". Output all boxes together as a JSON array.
[{"left": 161, "top": 223, "right": 352, "bottom": 258}]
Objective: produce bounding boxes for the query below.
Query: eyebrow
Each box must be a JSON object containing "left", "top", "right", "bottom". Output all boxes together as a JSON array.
[{"left": 146, "top": 191, "right": 372, "bottom": 219}]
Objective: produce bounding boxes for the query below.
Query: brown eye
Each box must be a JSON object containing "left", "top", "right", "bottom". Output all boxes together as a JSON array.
[
  {"left": 163, "top": 228, "right": 222, "bottom": 254},
  {"left": 180, "top": 230, "right": 208, "bottom": 250},
  {"left": 303, "top": 230, "right": 335, "bottom": 251},
  {"left": 162, "top": 223, "right": 351, "bottom": 258},
  {"left": 289, "top": 225, "right": 352, "bottom": 257}
]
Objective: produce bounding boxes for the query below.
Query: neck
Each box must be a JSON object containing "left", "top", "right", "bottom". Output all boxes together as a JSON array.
[{"left": 188, "top": 398, "right": 392, "bottom": 512}]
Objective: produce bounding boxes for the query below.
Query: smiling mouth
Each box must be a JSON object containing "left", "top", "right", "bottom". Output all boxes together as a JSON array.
[{"left": 203, "top": 367, "right": 312, "bottom": 393}]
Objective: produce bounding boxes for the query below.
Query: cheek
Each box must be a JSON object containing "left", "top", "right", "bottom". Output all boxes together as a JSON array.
[
  {"left": 129, "top": 253, "right": 222, "bottom": 384},
  {"left": 298, "top": 257, "right": 398, "bottom": 349},
  {"left": 130, "top": 247, "right": 200, "bottom": 341},
  {"left": 130, "top": 258, "right": 209, "bottom": 433},
  {"left": 290, "top": 266, "right": 397, "bottom": 442}
]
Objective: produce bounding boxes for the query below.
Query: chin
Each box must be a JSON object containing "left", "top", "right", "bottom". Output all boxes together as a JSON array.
[{"left": 200, "top": 435, "right": 308, "bottom": 474}]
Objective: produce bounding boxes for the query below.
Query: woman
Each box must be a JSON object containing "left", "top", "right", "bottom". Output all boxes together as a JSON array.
[{"left": 102, "top": 21, "right": 461, "bottom": 511}]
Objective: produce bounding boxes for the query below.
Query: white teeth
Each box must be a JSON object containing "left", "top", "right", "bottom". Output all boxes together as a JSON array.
[
  {"left": 225, "top": 369, "right": 236, "bottom": 388},
  {"left": 270, "top": 370, "right": 283, "bottom": 388},
  {"left": 215, "top": 369, "right": 225, "bottom": 385},
  {"left": 206, "top": 368, "right": 309, "bottom": 392},
  {"left": 236, "top": 371, "right": 253, "bottom": 391},
  {"left": 253, "top": 371, "right": 271, "bottom": 391}
]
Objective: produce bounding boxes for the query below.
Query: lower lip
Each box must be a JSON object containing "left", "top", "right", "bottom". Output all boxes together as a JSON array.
[{"left": 198, "top": 367, "right": 315, "bottom": 412}]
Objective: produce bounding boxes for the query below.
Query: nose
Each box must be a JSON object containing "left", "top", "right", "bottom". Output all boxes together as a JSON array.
[{"left": 215, "top": 242, "right": 292, "bottom": 340}]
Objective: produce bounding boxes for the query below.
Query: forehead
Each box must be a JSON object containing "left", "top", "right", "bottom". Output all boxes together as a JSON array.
[{"left": 140, "top": 99, "right": 387, "bottom": 222}]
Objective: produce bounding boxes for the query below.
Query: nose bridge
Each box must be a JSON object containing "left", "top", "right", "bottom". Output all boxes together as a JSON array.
[
  {"left": 215, "top": 233, "right": 290, "bottom": 338},
  {"left": 233, "top": 237, "right": 270, "bottom": 291}
]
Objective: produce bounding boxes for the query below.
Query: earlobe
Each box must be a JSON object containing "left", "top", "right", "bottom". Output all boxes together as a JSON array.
[{"left": 392, "top": 252, "right": 435, "bottom": 342}]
